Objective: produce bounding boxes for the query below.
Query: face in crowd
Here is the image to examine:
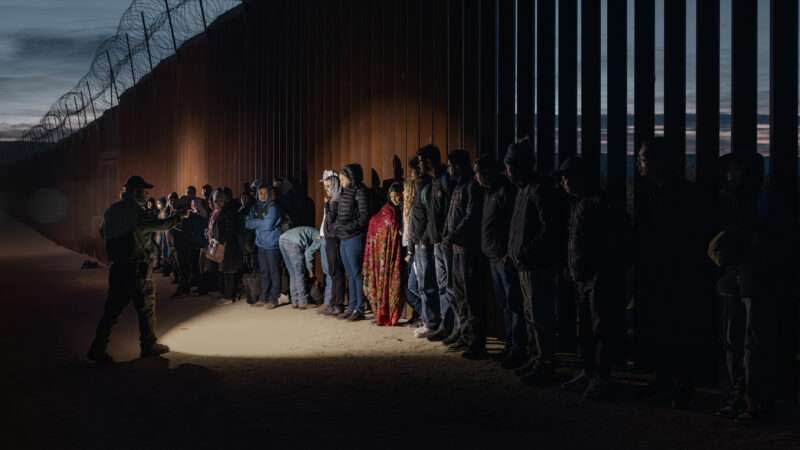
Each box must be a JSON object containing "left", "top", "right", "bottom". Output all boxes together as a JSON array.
[
  {"left": 258, "top": 186, "right": 270, "bottom": 202},
  {"left": 340, "top": 173, "right": 352, "bottom": 189},
  {"left": 474, "top": 163, "right": 495, "bottom": 188},
  {"left": 389, "top": 190, "right": 402, "bottom": 207}
]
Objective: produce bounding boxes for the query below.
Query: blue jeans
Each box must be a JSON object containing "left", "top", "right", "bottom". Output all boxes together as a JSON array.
[
  {"left": 414, "top": 244, "right": 440, "bottom": 329},
  {"left": 279, "top": 241, "right": 309, "bottom": 306},
  {"left": 257, "top": 247, "right": 282, "bottom": 303},
  {"left": 434, "top": 243, "right": 454, "bottom": 332},
  {"left": 320, "top": 241, "right": 333, "bottom": 306},
  {"left": 404, "top": 255, "right": 422, "bottom": 316},
  {"left": 340, "top": 234, "right": 365, "bottom": 313},
  {"left": 489, "top": 257, "right": 527, "bottom": 357}
]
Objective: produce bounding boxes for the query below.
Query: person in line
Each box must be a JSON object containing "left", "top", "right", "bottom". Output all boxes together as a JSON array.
[
  {"left": 506, "top": 138, "right": 562, "bottom": 385},
  {"left": 212, "top": 188, "right": 245, "bottom": 303},
  {"left": 402, "top": 158, "right": 423, "bottom": 326},
  {"left": 440, "top": 150, "right": 484, "bottom": 357},
  {"left": 318, "top": 170, "right": 347, "bottom": 316},
  {"left": 408, "top": 148, "right": 440, "bottom": 337},
  {"left": 279, "top": 226, "right": 322, "bottom": 309},
  {"left": 245, "top": 183, "right": 283, "bottom": 308},
  {"left": 710, "top": 152, "right": 777, "bottom": 424},
  {"left": 198, "top": 189, "right": 222, "bottom": 295},
  {"left": 363, "top": 182, "right": 404, "bottom": 326},
  {"left": 171, "top": 186, "right": 201, "bottom": 297},
  {"left": 556, "top": 157, "right": 616, "bottom": 400},
  {"left": 201, "top": 184, "right": 214, "bottom": 213},
  {"left": 474, "top": 156, "right": 523, "bottom": 368},
  {"left": 87, "top": 176, "right": 186, "bottom": 363},
  {"left": 420, "top": 145, "right": 454, "bottom": 342},
  {"left": 332, "top": 164, "right": 370, "bottom": 321},
  {"left": 635, "top": 137, "right": 711, "bottom": 409}
]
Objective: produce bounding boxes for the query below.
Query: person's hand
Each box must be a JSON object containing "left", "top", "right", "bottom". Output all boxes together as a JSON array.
[{"left": 404, "top": 254, "right": 413, "bottom": 264}]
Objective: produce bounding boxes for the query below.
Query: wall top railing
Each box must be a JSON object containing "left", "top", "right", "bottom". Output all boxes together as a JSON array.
[{"left": 21, "top": 0, "right": 241, "bottom": 146}]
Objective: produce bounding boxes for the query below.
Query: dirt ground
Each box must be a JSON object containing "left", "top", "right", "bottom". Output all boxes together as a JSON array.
[{"left": 1, "top": 211, "right": 798, "bottom": 450}]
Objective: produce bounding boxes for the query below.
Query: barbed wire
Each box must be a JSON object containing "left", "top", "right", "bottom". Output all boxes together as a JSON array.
[{"left": 21, "top": 0, "right": 241, "bottom": 144}]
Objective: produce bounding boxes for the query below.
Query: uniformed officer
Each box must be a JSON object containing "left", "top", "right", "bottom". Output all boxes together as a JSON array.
[{"left": 87, "top": 176, "right": 187, "bottom": 363}]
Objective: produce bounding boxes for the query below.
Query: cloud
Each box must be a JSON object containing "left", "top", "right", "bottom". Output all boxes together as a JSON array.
[{"left": 0, "top": 122, "right": 35, "bottom": 141}]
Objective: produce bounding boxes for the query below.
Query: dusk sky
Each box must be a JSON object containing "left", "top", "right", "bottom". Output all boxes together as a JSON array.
[{"left": 0, "top": 0, "right": 774, "bottom": 142}]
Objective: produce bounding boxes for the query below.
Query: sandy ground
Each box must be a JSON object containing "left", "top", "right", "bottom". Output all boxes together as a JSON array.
[{"left": 1, "top": 211, "right": 798, "bottom": 450}]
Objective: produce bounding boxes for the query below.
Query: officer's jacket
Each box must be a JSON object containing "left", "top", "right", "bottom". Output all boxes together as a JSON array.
[{"left": 101, "top": 195, "right": 182, "bottom": 265}]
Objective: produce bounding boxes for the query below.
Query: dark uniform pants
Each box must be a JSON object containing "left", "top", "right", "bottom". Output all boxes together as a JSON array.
[{"left": 92, "top": 261, "right": 157, "bottom": 351}]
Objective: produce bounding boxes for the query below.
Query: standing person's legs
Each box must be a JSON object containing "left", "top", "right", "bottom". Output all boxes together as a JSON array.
[
  {"left": 222, "top": 272, "right": 237, "bottom": 300},
  {"left": 175, "top": 244, "right": 192, "bottom": 293},
  {"left": 320, "top": 241, "right": 333, "bottom": 307},
  {"left": 520, "top": 267, "right": 557, "bottom": 373},
  {"left": 498, "top": 261, "right": 527, "bottom": 363},
  {"left": 326, "top": 238, "right": 346, "bottom": 310},
  {"left": 131, "top": 263, "right": 158, "bottom": 349},
  {"left": 414, "top": 244, "right": 440, "bottom": 331},
  {"left": 265, "top": 248, "right": 283, "bottom": 305},
  {"left": 189, "top": 247, "right": 201, "bottom": 288},
  {"left": 403, "top": 256, "right": 422, "bottom": 319},
  {"left": 433, "top": 243, "right": 454, "bottom": 334},
  {"left": 89, "top": 262, "right": 135, "bottom": 356},
  {"left": 464, "top": 254, "right": 488, "bottom": 353},
  {"left": 449, "top": 247, "right": 477, "bottom": 348},
  {"left": 742, "top": 296, "right": 778, "bottom": 418},
  {"left": 257, "top": 247, "right": 270, "bottom": 303},
  {"left": 340, "top": 235, "right": 365, "bottom": 314},
  {"left": 719, "top": 294, "right": 746, "bottom": 415}
]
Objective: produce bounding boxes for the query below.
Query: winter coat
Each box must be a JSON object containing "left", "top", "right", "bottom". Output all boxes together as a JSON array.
[
  {"left": 508, "top": 179, "right": 561, "bottom": 271},
  {"left": 332, "top": 164, "right": 369, "bottom": 240},
  {"left": 425, "top": 171, "right": 451, "bottom": 244},
  {"left": 480, "top": 177, "right": 517, "bottom": 260},
  {"left": 213, "top": 202, "right": 245, "bottom": 274},
  {"left": 245, "top": 199, "right": 283, "bottom": 250},
  {"left": 409, "top": 175, "right": 433, "bottom": 246},
  {"left": 443, "top": 178, "right": 482, "bottom": 250}
]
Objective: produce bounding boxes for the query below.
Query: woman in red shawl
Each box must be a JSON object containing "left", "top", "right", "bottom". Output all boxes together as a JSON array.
[{"left": 363, "top": 183, "right": 404, "bottom": 325}]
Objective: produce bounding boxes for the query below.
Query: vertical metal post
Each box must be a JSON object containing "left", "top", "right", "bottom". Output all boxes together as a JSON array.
[
  {"left": 581, "top": 0, "right": 601, "bottom": 186},
  {"left": 558, "top": 0, "right": 578, "bottom": 162},
  {"left": 79, "top": 91, "right": 89, "bottom": 125},
  {"left": 141, "top": 11, "right": 154, "bottom": 71},
  {"left": 696, "top": 0, "right": 720, "bottom": 188},
  {"left": 664, "top": 0, "right": 686, "bottom": 172},
  {"left": 731, "top": 0, "right": 758, "bottom": 154},
  {"left": 537, "top": 0, "right": 556, "bottom": 174},
  {"left": 72, "top": 96, "right": 83, "bottom": 128},
  {"left": 199, "top": 0, "right": 208, "bottom": 31},
  {"left": 125, "top": 33, "right": 136, "bottom": 84},
  {"left": 164, "top": 0, "right": 178, "bottom": 53},
  {"left": 607, "top": 0, "right": 628, "bottom": 205},
  {"left": 86, "top": 81, "right": 98, "bottom": 121},
  {"left": 105, "top": 50, "right": 120, "bottom": 106}
]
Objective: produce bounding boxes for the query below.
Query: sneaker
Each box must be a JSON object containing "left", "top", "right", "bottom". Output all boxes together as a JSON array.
[
  {"left": 317, "top": 305, "right": 331, "bottom": 315},
  {"left": 561, "top": 370, "right": 590, "bottom": 393},
  {"left": 347, "top": 311, "right": 365, "bottom": 321},
  {"left": 520, "top": 362, "right": 555, "bottom": 386},
  {"left": 140, "top": 343, "right": 170, "bottom": 358},
  {"left": 413, "top": 326, "right": 431, "bottom": 338},
  {"left": 426, "top": 327, "right": 450, "bottom": 342},
  {"left": 337, "top": 310, "right": 353, "bottom": 320},
  {"left": 265, "top": 301, "right": 278, "bottom": 309},
  {"left": 461, "top": 348, "right": 489, "bottom": 360},
  {"left": 447, "top": 339, "right": 469, "bottom": 351},
  {"left": 583, "top": 376, "right": 613, "bottom": 401},
  {"left": 218, "top": 298, "right": 235, "bottom": 305},
  {"left": 87, "top": 347, "right": 114, "bottom": 364},
  {"left": 500, "top": 353, "right": 528, "bottom": 370},
  {"left": 325, "top": 306, "right": 343, "bottom": 316},
  {"left": 441, "top": 330, "right": 461, "bottom": 346}
]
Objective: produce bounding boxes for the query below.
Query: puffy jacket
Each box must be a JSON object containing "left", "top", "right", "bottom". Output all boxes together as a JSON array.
[
  {"left": 333, "top": 164, "right": 369, "bottom": 240},
  {"left": 443, "top": 178, "right": 482, "bottom": 249},
  {"left": 480, "top": 177, "right": 517, "bottom": 260},
  {"left": 425, "top": 171, "right": 451, "bottom": 244},
  {"left": 566, "top": 195, "right": 607, "bottom": 282},
  {"left": 409, "top": 175, "right": 433, "bottom": 246},
  {"left": 508, "top": 179, "right": 561, "bottom": 271},
  {"left": 245, "top": 199, "right": 283, "bottom": 250}
]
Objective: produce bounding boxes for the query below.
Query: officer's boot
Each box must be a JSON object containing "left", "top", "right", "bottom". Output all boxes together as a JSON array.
[
  {"left": 141, "top": 342, "right": 171, "bottom": 358},
  {"left": 87, "top": 341, "right": 115, "bottom": 364}
]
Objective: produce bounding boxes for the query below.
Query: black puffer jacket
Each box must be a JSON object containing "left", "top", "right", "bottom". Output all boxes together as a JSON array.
[
  {"left": 508, "top": 179, "right": 561, "bottom": 271},
  {"left": 212, "top": 201, "right": 244, "bottom": 274},
  {"left": 333, "top": 164, "right": 370, "bottom": 240}
]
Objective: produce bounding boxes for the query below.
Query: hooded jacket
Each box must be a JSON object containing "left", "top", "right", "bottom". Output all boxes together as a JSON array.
[
  {"left": 245, "top": 189, "right": 283, "bottom": 250},
  {"left": 332, "top": 164, "right": 369, "bottom": 240},
  {"left": 212, "top": 201, "right": 245, "bottom": 273}
]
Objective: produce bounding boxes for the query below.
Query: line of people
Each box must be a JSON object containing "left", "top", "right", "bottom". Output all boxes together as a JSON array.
[{"left": 108, "top": 136, "right": 795, "bottom": 426}]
